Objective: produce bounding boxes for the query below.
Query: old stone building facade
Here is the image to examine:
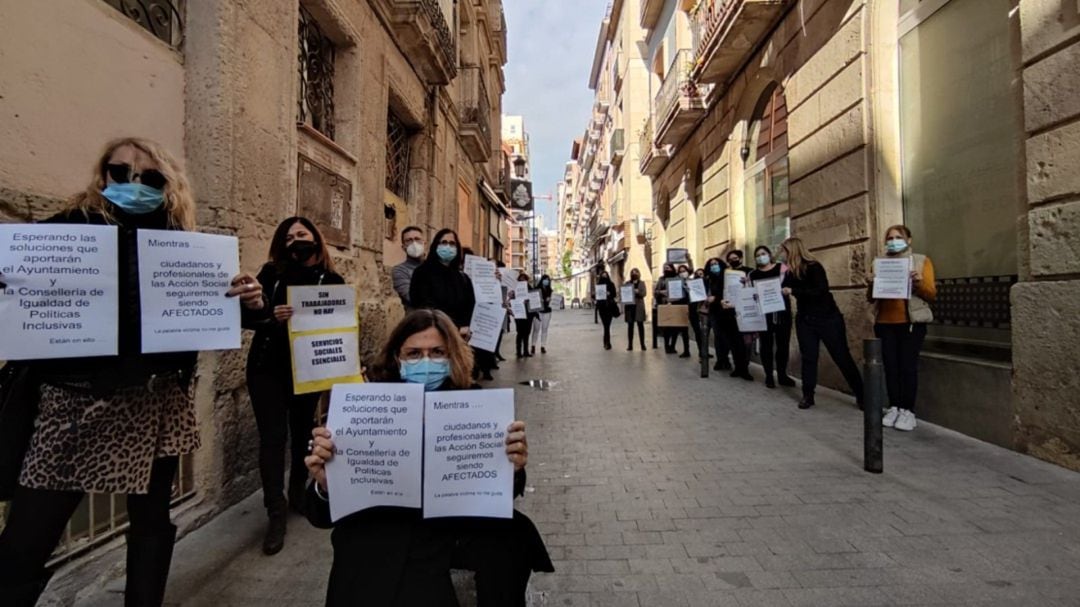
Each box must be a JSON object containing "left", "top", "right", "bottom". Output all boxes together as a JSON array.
[
  {"left": 564, "top": 0, "right": 1079, "bottom": 469},
  {"left": 0, "top": 0, "right": 509, "bottom": 567}
]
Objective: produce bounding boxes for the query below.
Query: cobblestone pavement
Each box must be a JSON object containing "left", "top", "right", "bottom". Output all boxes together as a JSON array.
[{"left": 69, "top": 309, "right": 1080, "bottom": 606}]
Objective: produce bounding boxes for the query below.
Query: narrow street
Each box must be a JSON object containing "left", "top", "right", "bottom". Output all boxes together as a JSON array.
[{"left": 71, "top": 309, "right": 1080, "bottom": 606}]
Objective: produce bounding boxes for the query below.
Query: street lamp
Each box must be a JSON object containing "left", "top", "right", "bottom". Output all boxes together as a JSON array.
[{"left": 513, "top": 156, "right": 527, "bottom": 179}]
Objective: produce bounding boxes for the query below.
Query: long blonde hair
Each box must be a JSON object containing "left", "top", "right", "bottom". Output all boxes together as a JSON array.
[
  {"left": 65, "top": 137, "right": 196, "bottom": 230},
  {"left": 780, "top": 237, "right": 818, "bottom": 279}
]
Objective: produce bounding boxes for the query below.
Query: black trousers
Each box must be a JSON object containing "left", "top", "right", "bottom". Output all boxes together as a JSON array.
[
  {"left": 650, "top": 309, "right": 659, "bottom": 348},
  {"left": 473, "top": 347, "right": 495, "bottom": 376},
  {"left": 625, "top": 305, "right": 645, "bottom": 348},
  {"left": 875, "top": 323, "right": 927, "bottom": 411},
  {"left": 760, "top": 312, "right": 793, "bottom": 379},
  {"left": 599, "top": 310, "right": 614, "bottom": 347},
  {"left": 247, "top": 368, "right": 319, "bottom": 508},
  {"left": 514, "top": 319, "right": 532, "bottom": 356},
  {"left": 795, "top": 313, "right": 864, "bottom": 401},
  {"left": 0, "top": 457, "right": 178, "bottom": 591},
  {"left": 717, "top": 313, "right": 748, "bottom": 373},
  {"left": 689, "top": 307, "right": 703, "bottom": 348},
  {"left": 708, "top": 312, "right": 730, "bottom": 366},
  {"left": 664, "top": 327, "right": 689, "bottom": 353}
]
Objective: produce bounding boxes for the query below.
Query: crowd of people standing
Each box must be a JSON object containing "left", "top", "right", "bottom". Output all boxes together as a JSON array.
[{"left": 596, "top": 227, "right": 934, "bottom": 431}]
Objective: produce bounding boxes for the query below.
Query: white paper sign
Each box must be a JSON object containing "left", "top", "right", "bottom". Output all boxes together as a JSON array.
[
  {"left": 463, "top": 254, "right": 483, "bottom": 278},
  {"left": 325, "top": 383, "right": 425, "bottom": 522},
  {"left": 423, "top": 389, "right": 515, "bottom": 519},
  {"left": 734, "top": 285, "right": 767, "bottom": 332},
  {"left": 527, "top": 290, "right": 542, "bottom": 310},
  {"left": 509, "top": 297, "right": 527, "bottom": 319},
  {"left": 288, "top": 285, "right": 357, "bottom": 333},
  {"left": 468, "top": 302, "right": 506, "bottom": 353},
  {"left": 292, "top": 330, "right": 361, "bottom": 385},
  {"left": 595, "top": 284, "right": 608, "bottom": 300},
  {"left": 687, "top": 278, "right": 707, "bottom": 303},
  {"left": 723, "top": 270, "right": 745, "bottom": 296},
  {"left": 513, "top": 282, "right": 529, "bottom": 299},
  {"left": 137, "top": 230, "right": 241, "bottom": 353},
  {"left": 754, "top": 278, "right": 786, "bottom": 314},
  {"left": 872, "top": 257, "right": 912, "bottom": 300},
  {"left": 0, "top": 224, "right": 119, "bottom": 359},
  {"left": 620, "top": 284, "right": 635, "bottom": 304},
  {"left": 501, "top": 268, "right": 520, "bottom": 291},
  {"left": 468, "top": 258, "right": 502, "bottom": 304},
  {"left": 667, "top": 278, "right": 684, "bottom": 301}
]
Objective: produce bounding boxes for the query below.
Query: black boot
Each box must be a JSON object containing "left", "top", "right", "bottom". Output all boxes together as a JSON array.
[
  {"left": 777, "top": 374, "right": 796, "bottom": 387},
  {"left": 263, "top": 501, "right": 287, "bottom": 555},
  {"left": 124, "top": 524, "right": 177, "bottom": 607}
]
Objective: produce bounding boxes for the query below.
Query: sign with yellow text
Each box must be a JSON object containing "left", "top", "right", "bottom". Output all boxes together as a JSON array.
[{"left": 288, "top": 285, "right": 363, "bottom": 394}]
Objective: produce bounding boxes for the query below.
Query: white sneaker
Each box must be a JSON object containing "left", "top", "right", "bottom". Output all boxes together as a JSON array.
[
  {"left": 894, "top": 409, "right": 917, "bottom": 432},
  {"left": 882, "top": 407, "right": 900, "bottom": 428}
]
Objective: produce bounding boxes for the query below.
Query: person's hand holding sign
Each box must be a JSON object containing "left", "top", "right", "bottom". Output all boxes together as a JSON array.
[
  {"left": 505, "top": 421, "right": 528, "bottom": 471},
  {"left": 273, "top": 305, "right": 294, "bottom": 322},
  {"left": 306, "top": 426, "right": 335, "bottom": 493},
  {"left": 227, "top": 273, "right": 264, "bottom": 310}
]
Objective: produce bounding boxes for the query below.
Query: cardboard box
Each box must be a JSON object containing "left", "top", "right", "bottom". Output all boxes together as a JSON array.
[{"left": 657, "top": 304, "right": 689, "bottom": 327}]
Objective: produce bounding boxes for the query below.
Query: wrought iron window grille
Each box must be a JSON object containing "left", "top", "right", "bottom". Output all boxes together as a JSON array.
[
  {"left": 386, "top": 111, "right": 413, "bottom": 200},
  {"left": 103, "top": 0, "right": 185, "bottom": 48},
  {"left": 298, "top": 5, "right": 336, "bottom": 140}
]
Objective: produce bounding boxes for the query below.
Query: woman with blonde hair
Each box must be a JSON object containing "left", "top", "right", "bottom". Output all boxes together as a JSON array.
[
  {"left": 304, "top": 309, "right": 552, "bottom": 606},
  {"left": 779, "top": 237, "right": 863, "bottom": 410},
  {"left": 0, "top": 137, "right": 265, "bottom": 606},
  {"left": 867, "top": 225, "right": 936, "bottom": 432}
]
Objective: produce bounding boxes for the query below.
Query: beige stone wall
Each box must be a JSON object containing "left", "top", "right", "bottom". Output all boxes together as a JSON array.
[
  {"left": 0, "top": 0, "right": 186, "bottom": 221},
  {"left": 1013, "top": 0, "right": 1080, "bottom": 470}
]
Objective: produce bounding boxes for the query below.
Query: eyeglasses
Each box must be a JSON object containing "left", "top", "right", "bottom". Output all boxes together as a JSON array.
[
  {"left": 437, "top": 239, "right": 457, "bottom": 246},
  {"left": 400, "top": 347, "right": 448, "bottom": 362},
  {"left": 106, "top": 163, "right": 167, "bottom": 190}
]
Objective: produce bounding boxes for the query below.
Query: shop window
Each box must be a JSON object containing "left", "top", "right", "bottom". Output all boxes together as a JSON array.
[{"left": 743, "top": 86, "right": 790, "bottom": 252}]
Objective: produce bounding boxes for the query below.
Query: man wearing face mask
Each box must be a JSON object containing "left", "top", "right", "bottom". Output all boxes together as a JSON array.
[{"left": 392, "top": 226, "right": 425, "bottom": 311}]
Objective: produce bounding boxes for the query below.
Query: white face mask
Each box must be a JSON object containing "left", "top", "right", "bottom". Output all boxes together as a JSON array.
[
  {"left": 405, "top": 241, "right": 425, "bottom": 259},
  {"left": 678, "top": 271, "right": 689, "bottom": 279}
]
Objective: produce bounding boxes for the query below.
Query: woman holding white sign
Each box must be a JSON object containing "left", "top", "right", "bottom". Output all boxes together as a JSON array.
[
  {"left": 866, "top": 225, "right": 936, "bottom": 432},
  {"left": 779, "top": 237, "right": 864, "bottom": 410},
  {"left": 243, "top": 216, "right": 345, "bottom": 555},
  {"left": 0, "top": 137, "right": 265, "bottom": 606},
  {"left": 530, "top": 274, "right": 554, "bottom": 354},
  {"left": 304, "top": 309, "right": 552, "bottom": 606},
  {"left": 624, "top": 268, "right": 648, "bottom": 350},
  {"left": 595, "top": 270, "right": 619, "bottom": 349},
  {"left": 749, "top": 246, "right": 795, "bottom": 389}
]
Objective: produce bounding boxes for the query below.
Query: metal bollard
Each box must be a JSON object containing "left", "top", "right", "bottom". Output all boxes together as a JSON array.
[
  {"left": 699, "top": 321, "right": 710, "bottom": 378},
  {"left": 863, "top": 338, "right": 884, "bottom": 474}
]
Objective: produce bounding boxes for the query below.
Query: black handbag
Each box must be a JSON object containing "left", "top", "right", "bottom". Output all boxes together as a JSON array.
[{"left": 0, "top": 363, "right": 41, "bottom": 501}]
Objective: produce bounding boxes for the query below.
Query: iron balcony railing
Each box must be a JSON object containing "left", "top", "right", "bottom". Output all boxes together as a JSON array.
[
  {"left": 693, "top": 0, "right": 740, "bottom": 61},
  {"left": 459, "top": 66, "right": 491, "bottom": 144},
  {"left": 639, "top": 117, "right": 654, "bottom": 152},
  {"left": 654, "top": 49, "right": 703, "bottom": 128},
  {"left": 422, "top": 0, "right": 457, "bottom": 72},
  {"left": 104, "top": 0, "right": 184, "bottom": 48}
]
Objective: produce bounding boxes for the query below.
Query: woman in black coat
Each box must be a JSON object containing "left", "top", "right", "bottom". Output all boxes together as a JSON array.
[
  {"left": 304, "top": 310, "right": 552, "bottom": 606},
  {"left": 595, "top": 270, "right": 619, "bottom": 349},
  {"left": 409, "top": 228, "right": 476, "bottom": 338},
  {"left": 243, "top": 216, "right": 345, "bottom": 555}
]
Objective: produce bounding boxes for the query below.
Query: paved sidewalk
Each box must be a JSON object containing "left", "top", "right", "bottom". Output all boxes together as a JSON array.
[{"left": 67, "top": 309, "right": 1080, "bottom": 606}]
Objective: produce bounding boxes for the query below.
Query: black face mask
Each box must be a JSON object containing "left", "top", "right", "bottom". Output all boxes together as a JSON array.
[
  {"left": 663, "top": 268, "right": 676, "bottom": 277},
  {"left": 728, "top": 259, "right": 741, "bottom": 268},
  {"left": 287, "top": 240, "right": 318, "bottom": 264}
]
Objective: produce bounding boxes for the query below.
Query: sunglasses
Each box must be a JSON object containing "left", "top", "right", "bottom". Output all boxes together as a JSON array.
[{"left": 106, "top": 163, "right": 167, "bottom": 190}]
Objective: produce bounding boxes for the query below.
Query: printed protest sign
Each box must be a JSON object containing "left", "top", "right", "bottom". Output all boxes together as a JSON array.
[
  {"left": 423, "top": 389, "right": 515, "bottom": 519},
  {"left": 325, "top": 383, "right": 425, "bottom": 522},
  {"left": 0, "top": 224, "right": 119, "bottom": 359},
  {"left": 137, "top": 230, "right": 240, "bottom": 353},
  {"left": 288, "top": 285, "right": 363, "bottom": 394}
]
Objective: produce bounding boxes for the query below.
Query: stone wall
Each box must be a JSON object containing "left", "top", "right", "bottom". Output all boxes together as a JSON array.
[{"left": 1013, "top": 0, "right": 1080, "bottom": 471}]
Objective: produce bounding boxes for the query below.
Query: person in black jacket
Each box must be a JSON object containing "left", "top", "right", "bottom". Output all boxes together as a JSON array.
[
  {"left": 749, "top": 246, "right": 795, "bottom": 389},
  {"left": 708, "top": 250, "right": 753, "bottom": 380},
  {"left": 0, "top": 138, "right": 265, "bottom": 607},
  {"left": 511, "top": 272, "right": 537, "bottom": 359},
  {"left": 779, "top": 237, "right": 864, "bottom": 409},
  {"left": 409, "top": 228, "right": 475, "bottom": 339},
  {"left": 669, "top": 264, "right": 692, "bottom": 358},
  {"left": 531, "top": 274, "right": 554, "bottom": 354},
  {"left": 595, "top": 270, "right": 618, "bottom": 350},
  {"left": 243, "top": 216, "right": 345, "bottom": 555},
  {"left": 303, "top": 309, "right": 552, "bottom": 607}
]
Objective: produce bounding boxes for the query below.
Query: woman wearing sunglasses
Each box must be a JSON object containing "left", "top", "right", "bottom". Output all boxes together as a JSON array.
[
  {"left": 304, "top": 309, "right": 552, "bottom": 606},
  {"left": 0, "top": 137, "right": 265, "bottom": 606},
  {"left": 242, "top": 217, "right": 345, "bottom": 555}
]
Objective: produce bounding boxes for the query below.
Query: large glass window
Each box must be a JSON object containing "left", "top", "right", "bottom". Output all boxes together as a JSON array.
[
  {"left": 743, "top": 87, "right": 790, "bottom": 252},
  {"left": 898, "top": 0, "right": 1021, "bottom": 356}
]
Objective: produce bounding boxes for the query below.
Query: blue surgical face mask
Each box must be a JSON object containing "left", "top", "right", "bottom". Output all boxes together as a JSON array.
[
  {"left": 709, "top": 264, "right": 722, "bottom": 274},
  {"left": 756, "top": 254, "right": 771, "bottom": 267},
  {"left": 886, "top": 238, "right": 908, "bottom": 254},
  {"left": 542, "top": 279, "right": 550, "bottom": 286},
  {"left": 102, "top": 183, "right": 164, "bottom": 214},
  {"left": 436, "top": 244, "right": 457, "bottom": 263},
  {"left": 400, "top": 357, "right": 451, "bottom": 391}
]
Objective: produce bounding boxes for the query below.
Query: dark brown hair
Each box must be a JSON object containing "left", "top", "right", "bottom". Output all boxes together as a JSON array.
[
  {"left": 884, "top": 224, "right": 912, "bottom": 240},
  {"left": 268, "top": 216, "right": 335, "bottom": 272},
  {"left": 367, "top": 309, "right": 474, "bottom": 388}
]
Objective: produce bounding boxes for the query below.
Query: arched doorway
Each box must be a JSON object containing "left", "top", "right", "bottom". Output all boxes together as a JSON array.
[{"left": 742, "top": 85, "right": 789, "bottom": 252}]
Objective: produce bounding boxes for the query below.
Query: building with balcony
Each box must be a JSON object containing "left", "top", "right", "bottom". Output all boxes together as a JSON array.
[
  {"left": 623, "top": 0, "right": 1080, "bottom": 471},
  {"left": 502, "top": 115, "right": 535, "bottom": 273},
  {"left": 0, "top": 0, "right": 511, "bottom": 582}
]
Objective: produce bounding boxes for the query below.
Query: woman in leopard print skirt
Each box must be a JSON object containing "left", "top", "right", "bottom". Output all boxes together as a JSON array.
[{"left": 0, "top": 138, "right": 266, "bottom": 607}]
